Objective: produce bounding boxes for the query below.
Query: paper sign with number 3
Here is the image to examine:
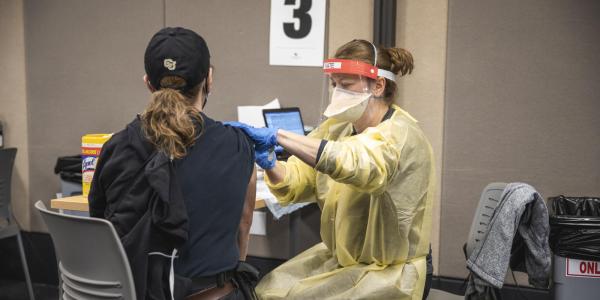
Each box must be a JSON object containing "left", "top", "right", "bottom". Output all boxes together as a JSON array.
[{"left": 269, "top": 0, "right": 326, "bottom": 66}]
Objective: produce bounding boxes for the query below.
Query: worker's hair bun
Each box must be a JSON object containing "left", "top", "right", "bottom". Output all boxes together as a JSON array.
[{"left": 385, "top": 47, "right": 414, "bottom": 76}]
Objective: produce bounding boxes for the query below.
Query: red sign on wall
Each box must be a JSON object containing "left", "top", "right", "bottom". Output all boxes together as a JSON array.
[{"left": 566, "top": 258, "right": 600, "bottom": 278}]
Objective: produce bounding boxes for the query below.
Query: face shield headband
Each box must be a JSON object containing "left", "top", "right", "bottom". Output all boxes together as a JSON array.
[{"left": 322, "top": 59, "right": 396, "bottom": 82}]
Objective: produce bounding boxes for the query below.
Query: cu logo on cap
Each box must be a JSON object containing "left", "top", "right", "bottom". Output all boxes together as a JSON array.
[{"left": 164, "top": 58, "right": 176, "bottom": 71}]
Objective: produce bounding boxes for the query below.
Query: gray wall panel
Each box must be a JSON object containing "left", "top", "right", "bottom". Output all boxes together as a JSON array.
[
  {"left": 0, "top": 0, "right": 31, "bottom": 230},
  {"left": 441, "top": 0, "right": 600, "bottom": 278},
  {"left": 165, "top": 0, "right": 326, "bottom": 126},
  {"left": 25, "top": 0, "right": 164, "bottom": 230}
]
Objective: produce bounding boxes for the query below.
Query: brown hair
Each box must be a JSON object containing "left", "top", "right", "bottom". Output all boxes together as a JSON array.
[
  {"left": 334, "top": 39, "right": 414, "bottom": 101},
  {"left": 140, "top": 76, "right": 203, "bottom": 159}
]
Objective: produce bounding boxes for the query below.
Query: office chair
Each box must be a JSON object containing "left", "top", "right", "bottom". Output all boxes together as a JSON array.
[
  {"left": 35, "top": 200, "right": 136, "bottom": 300},
  {"left": 465, "top": 182, "right": 508, "bottom": 259},
  {"left": 427, "top": 183, "right": 508, "bottom": 300},
  {"left": 0, "top": 148, "right": 35, "bottom": 300}
]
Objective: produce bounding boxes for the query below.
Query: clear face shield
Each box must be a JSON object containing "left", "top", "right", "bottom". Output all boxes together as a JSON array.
[{"left": 320, "top": 59, "right": 396, "bottom": 123}]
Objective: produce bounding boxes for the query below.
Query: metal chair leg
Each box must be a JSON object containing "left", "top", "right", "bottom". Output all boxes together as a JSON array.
[{"left": 17, "top": 232, "right": 36, "bottom": 300}]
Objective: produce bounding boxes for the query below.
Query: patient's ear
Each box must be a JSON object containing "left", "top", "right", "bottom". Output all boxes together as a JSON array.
[
  {"left": 206, "top": 67, "right": 214, "bottom": 94},
  {"left": 143, "top": 74, "right": 156, "bottom": 92}
]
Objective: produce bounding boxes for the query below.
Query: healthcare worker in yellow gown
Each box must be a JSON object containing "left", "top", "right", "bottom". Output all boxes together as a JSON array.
[{"left": 228, "top": 39, "right": 434, "bottom": 299}]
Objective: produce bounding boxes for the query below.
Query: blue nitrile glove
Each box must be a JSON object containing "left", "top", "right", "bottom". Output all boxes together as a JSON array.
[
  {"left": 255, "top": 145, "right": 284, "bottom": 169},
  {"left": 224, "top": 121, "right": 281, "bottom": 169},
  {"left": 255, "top": 147, "right": 277, "bottom": 170},
  {"left": 223, "top": 121, "right": 279, "bottom": 150},
  {"left": 274, "top": 145, "right": 284, "bottom": 154}
]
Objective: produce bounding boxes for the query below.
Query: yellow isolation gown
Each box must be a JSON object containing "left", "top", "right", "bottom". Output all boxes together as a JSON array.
[{"left": 257, "top": 105, "right": 435, "bottom": 300}]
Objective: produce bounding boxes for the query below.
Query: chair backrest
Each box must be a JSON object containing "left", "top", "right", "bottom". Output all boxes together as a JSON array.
[
  {"left": 35, "top": 201, "right": 136, "bottom": 300},
  {"left": 465, "top": 182, "right": 508, "bottom": 258},
  {"left": 0, "top": 148, "right": 17, "bottom": 221}
]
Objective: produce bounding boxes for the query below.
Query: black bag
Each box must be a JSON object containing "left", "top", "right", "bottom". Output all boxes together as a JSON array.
[
  {"left": 54, "top": 155, "right": 82, "bottom": 183},
  {"left": 233, "top": 261, "right": 260, "bottom": 300},
  {"left": 549, "top": 195, "right": 600, "bottom": 261}
]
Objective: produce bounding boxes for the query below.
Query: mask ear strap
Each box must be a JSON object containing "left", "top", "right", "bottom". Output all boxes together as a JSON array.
[{"left": 370, "top": 42, "right": 378, "bottom": 67}]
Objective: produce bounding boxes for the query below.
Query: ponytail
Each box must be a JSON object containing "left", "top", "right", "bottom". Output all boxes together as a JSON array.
[
  {"left": 385, "top": 47, "right": 414, "bottom": 77},
  {"left": 141, "top": 80, "right": 203, "bottom": 159}
]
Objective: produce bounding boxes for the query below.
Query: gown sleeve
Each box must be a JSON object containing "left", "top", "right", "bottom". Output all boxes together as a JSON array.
[
  {"left": 314, "top": 122, "right": 407, "bottom": 195},
  {"left": 264, "top": 124, "right": 331, "bottom": 206}
]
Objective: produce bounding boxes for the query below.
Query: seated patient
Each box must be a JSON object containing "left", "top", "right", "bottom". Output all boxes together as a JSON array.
[{"left": 88, "top": 27, "right": 256, "bottom": 300}]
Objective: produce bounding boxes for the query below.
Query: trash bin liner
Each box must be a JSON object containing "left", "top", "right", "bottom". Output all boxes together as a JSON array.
[
  {"left": 54, "top": 155, "right": 82, "bottom": 184},
  {"left": 549, "top": 195, "right": 600, "bottom": 261}
]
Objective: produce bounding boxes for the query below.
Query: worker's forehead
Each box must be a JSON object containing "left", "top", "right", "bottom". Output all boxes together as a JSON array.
[{"left": 330, "top": 73, "right": 363, "bottom": 81}]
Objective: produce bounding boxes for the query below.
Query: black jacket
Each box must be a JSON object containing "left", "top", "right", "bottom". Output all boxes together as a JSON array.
[{"left": 89, "top": 117, "right": 189, "bottom": 300}]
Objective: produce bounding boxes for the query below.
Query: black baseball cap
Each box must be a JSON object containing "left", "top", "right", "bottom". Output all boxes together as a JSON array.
[{"left": 144, "top": 27, "right": 210, "bottom": 93}]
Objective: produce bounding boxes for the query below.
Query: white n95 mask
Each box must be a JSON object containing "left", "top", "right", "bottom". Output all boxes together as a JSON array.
[{"left": 323, "top": 87, "right": 371, "bottom": 122}]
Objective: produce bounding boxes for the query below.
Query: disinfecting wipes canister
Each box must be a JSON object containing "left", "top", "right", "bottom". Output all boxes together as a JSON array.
[{"left": 82, "top": 134, "right": 112, "bottom": 196}]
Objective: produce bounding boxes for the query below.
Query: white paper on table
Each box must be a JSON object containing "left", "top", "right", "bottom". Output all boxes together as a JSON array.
[
  {"left": 237, "top": 99, "right": 281, "bottom": 127},
  {"left": 256, "top": 171, "right": 309, "bottom": 220}
]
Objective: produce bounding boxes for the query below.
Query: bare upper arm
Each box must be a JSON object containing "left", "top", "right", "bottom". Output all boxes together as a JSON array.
[{"left": 240, "top": 166, "right": 257, "bottom": 227}]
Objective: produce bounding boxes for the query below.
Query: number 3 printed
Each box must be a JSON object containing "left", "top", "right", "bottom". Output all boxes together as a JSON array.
[{"left": 283, "top": 0, "right": 312, "bottom": 39}]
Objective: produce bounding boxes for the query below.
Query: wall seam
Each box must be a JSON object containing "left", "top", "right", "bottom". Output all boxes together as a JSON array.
[
  {"left": 438, "top": 0, "right": 451, "bottom": 276},
  {"left": 19, "top": 0, "right": 33, "bottom": 232}
]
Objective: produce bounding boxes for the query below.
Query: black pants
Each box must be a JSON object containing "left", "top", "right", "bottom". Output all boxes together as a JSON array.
[
  {"left": 422, "top": 272, "right": 432, "bottom": 300},
  {"left": 422, "top": 244, "right": 433, "bottom": 299}
]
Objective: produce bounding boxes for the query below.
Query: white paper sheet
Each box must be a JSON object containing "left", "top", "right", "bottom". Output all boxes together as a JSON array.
[
  {"left": 237, "top": 99, "right": 280, "bottom": 127},
  {"left": 256, "top": 171, "right": 309, "bottom": 220}
]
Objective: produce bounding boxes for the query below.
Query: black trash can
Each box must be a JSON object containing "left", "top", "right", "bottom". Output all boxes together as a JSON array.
[
  {"left": 549, "top": 196, "right": 600, "bottom": 300},
  {"left": 54, "top": 155, "right": 82, "bottom": 197}
]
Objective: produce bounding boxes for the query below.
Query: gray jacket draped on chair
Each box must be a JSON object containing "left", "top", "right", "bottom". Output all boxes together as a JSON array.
[{"left": 466, "top": 182, "right": 551, "bottom": 296}]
